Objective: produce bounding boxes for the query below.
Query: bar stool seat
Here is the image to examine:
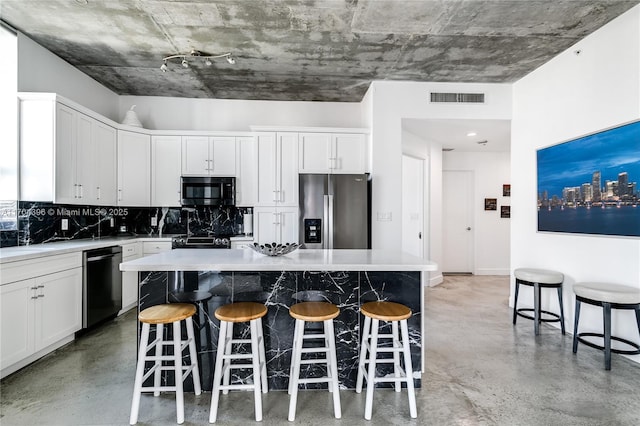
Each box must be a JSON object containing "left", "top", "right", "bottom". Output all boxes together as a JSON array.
[
  {"left": 288, "top": 302, "right": 341, "bottom": 422},
  {"left": 356, "top": 301, "right": 416, "bottom": 420},
  {"left": 513, "top": 268, "right": 565, "bottom": 335},
  {"left": 572, "top": 282, "right": 640, "bottom": 370},
  {"left": 209, "top": 302, "right": 268, "bottom": 423},
  {"left": 130, "top": 303, "right": 201, "bottom": 425}
]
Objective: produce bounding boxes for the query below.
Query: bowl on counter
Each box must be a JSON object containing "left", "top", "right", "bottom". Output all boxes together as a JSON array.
[{"left": 248, "top": 242, "right": 299, "bottom": 257}]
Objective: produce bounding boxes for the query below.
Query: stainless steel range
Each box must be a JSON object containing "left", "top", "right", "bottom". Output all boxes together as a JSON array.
[{"left": 171, "top": 235, "right": 231, "bottom": 249}]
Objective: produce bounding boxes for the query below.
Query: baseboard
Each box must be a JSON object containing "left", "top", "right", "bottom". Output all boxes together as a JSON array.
[
  {"left": 427, "top": 273, "right": 444, "bottom": 287},
  {"left": 475, "top": 268, "right": 510, "bottom": 276}
]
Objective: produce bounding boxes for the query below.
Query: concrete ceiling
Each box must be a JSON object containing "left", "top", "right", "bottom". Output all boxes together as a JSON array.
[{"left": 1, "top": 1, "right": 638, "bottom": 102}]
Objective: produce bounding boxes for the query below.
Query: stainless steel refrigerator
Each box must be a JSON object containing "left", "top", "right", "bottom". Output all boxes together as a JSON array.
[{"left": 299, "top": 174, "right": 371, "bottom": 249}]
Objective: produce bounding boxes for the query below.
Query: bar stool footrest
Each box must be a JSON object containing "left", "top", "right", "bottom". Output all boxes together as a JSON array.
[
  {"left": 577, "top": 332, "right": 640, "bottom": 355},
  {"left": 516, "top": 308, "right": 561, "bottom": 323}
]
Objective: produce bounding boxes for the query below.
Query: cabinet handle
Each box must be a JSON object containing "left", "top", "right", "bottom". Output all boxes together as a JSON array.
[
  {"left": 273, "top": 190, "right": 278, "bottom": 203},
  {"left": 118, "top": 189, "right": 122, "bottom": 201},
  {"left": 97, "top": 186, "right": 101, "bottom": 200},
  {"left": 79, "top": 184, "right": 83, "bottom": 198},
  {"left": 329, "top": 157, "right": 336, "bottom": 169},
  {"left": 74, "top": 184, "right": 79, "bottom": 198},
  {"left": 38, "top": 294, "right": 45, "bottom": 298}
]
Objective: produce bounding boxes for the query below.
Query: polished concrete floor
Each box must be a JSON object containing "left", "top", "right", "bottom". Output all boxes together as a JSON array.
[{"left": 2, "top": 275, "right": 640, "bottom": 425}]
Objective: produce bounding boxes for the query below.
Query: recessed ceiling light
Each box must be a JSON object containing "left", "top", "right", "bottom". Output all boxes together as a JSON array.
[{"left": 467, "top": 132, "right": 477, "bottom": 137}]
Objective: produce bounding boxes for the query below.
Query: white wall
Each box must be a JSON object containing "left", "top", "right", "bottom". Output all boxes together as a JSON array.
[
  {"left": 17, "top": 33, "right": 119, "bottom": 120},
  {"left": 443, "top": 151, "right": 511, "bottom": 275},
  {"left": 118, "top": 95, "right": 363, "bottom": 131},
  {"left": 402, "top": 129, "right": 443, "bottom": 286},
  {"left": 0, "top": 26, "right": 18, "bottom": 200},
  {"left": 367, "top": 81, "right": 512, "bottom": 285},
  {"left": 512, "top": 5, "right": 640, "bottom": 362}
]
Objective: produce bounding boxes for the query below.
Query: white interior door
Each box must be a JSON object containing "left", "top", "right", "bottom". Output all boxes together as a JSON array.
[
  {"left": 402, "top": 155, "right": 424, "bottom": 258},
  {"left": 443, "top": 170, "right": 473, "bottom": 273}
]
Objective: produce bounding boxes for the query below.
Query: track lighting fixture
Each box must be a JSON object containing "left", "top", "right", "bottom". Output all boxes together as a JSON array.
[{"left": 160, "top": 49, "right": 236, "bottom": 71}]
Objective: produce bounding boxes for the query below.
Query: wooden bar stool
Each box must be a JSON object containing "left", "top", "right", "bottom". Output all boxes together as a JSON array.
[
  {"left": 129, "top": 303, "right": 201, "bottom": 425},
  {"left": 513, "top": 268, "right": 565, "bottom": 335},
  {"left": 288, "top": 301, "right": 341, "bottom": 421},
  {"left": 209, "top": 302, "right": 268, "bottom": 423},
  {"left": 573, "top": 282, "right": 640, "bottom": 370},
  {"left": 356, "top": 301, "right": 416, "bottom": 420}
]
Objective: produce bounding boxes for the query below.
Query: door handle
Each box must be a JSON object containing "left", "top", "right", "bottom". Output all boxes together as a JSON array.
[
  {"left": 466, "top": 227, "right": 471, "bottom": 231},
  {"left": 418, "top": 232, "right": 422, "bottom": 239}
]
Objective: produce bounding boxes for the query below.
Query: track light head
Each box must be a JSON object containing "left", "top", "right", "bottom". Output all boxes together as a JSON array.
[
  {"left": 204, "top": 58, "right": 213, "bottom": 66},
  {"left": 160, "top": 62, "right": 167, "bottom": 72},
  {"left": 226, "top": 55, "right": 236, "bottom": 65},
  {"left": 181, "top": 58, "right": 189, "bottom": 68}
]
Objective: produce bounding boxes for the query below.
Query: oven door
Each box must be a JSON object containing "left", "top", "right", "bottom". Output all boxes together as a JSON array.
[{"left": 181, "top": 177, "right": 235, "bottom": 206}]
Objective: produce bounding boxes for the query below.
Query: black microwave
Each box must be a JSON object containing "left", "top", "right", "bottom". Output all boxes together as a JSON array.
[{"left": 180, "top": 177, "right": 235, "bottom": 206}]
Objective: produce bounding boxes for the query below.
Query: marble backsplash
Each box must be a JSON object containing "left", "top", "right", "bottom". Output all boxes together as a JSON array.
[{"left": 1, "top": 201, "right": 249, "bottom": 247}]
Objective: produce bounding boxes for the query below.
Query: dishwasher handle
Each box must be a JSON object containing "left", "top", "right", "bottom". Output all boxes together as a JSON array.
[{"left": 86, "top": 254, "right": 119, "bottom": 262}]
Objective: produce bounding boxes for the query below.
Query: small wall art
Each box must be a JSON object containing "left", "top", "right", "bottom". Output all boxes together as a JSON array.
[
  {"left": 501, "top": 205, "right": 511, "bottom": 218},
  {"left": 503, "top": 184, "right": 511, "bottom": 197},
  {"left": 484, "top": 198, "right": 497, "bottom": 211}
]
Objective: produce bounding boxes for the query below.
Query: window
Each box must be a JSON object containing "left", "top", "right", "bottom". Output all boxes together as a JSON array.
[{"left": 0, "top": 24, "right": 18, "bottom": 231}]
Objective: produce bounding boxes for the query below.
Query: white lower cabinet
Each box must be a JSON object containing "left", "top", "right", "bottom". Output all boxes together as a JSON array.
[
  {"left": 120, "top": 242, "right": 142, "bottom": 312},
  {"left": 1, "top": 266, "right": 82, "bottom": 376},
  {"left": 142, "top": 241, "right": 172, "bottom": 255},
  {"left": 254, "top": 207, "right": 299, "bottom": 245}
]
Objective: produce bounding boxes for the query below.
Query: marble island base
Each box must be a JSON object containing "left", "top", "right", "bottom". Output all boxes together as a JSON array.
[{"left": 138, "top": 269, "right": 422, "bottom": 392}]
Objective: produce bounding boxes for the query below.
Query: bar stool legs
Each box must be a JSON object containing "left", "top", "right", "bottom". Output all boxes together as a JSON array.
[
  {"left": 288, "top": 302, "right": 341, "bottom": 422},
  {"left": 209, "top": 302, "right": 268, "bottom": 423},
  {"left": 356, "top": 301, "right": 417, "bottom": 420},
  {"left": 130, "top": 304, "right": 201, "bottom": 425}
]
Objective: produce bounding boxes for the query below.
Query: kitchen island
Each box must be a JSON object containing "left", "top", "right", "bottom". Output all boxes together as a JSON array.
[{"left": 120, "top": 249, "right": 437, "bottom": 391}]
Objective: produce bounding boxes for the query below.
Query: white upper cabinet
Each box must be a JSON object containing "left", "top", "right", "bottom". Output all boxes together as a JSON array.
[
  {"left": 152, "top": 135, "right": 182, "bottom": 207},
  {"left": 236, "top": 136, "right": 258, "bottom": 207},
  {"left": 299, "top": 132, "right": 366, "bottom": 174},
  {"left": 117, "top": 130, "right": 151, "bottom": 207},
  {"left": 255, "top": 132, "right": 298, "bottom": 207},
  {"left": 19, "top": 96, "right": 116, "bottom": 205},
  {"left": 93, "top": 121, "right": 117, "bottom": 206},
  {"left": 182, "top": 136, "right": 236, "bottom": 176}
]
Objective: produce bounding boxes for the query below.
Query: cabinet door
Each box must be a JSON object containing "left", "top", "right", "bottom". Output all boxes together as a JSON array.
[
  {"left": 255, "top": 133, "right": 278, "bottom": 206},
  {"left": 54, "top": 103, "right": 78, "bottom": 204},
  {"left": 94, "top": 120, "right": 117, "bottom": 206},
  {"left": 278, "top": 207, "right": 299, "bottom": 243},
  {"left": 299, "top": 133, "right": 331, "bottom": 173},
  {"left": 333, "top": 133, "right": 366, "bottom": 174},
  {"left": 211, "top": 137, "right": 237, "bottom": 176},
  {"left": 117, "top": 130, "right": 151, "bottom": 206},
  {"left": 277, "top": 133, "right": 299, "bottom": 206},
  {"left": 75, "top": 113, "right": 96, "bottom": 203},
  {"left": 35, "top": 267, "right": 82, "bottom": 351},
  {"left": 182, "top": 136, "right": 210, "bottom": 176},
  {"left": 254, "top": 207, "right": 279, "bottom": 244},
  {"left": 236, "top": 136, "right": 257, "bottom": 206},
  {"left": 0, "top": 279, "right": 36, "bottom": 368},
  {"left": 152, "top": 136, "right": 182, "bottom": 206}
]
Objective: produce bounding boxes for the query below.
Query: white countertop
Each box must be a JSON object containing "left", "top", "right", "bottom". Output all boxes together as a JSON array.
[
  {"left": 0, "top": 235, "right": 177, "bottom": 264},
  {"left": 119, "top": 248, "right": 437, "bottom": 272}
]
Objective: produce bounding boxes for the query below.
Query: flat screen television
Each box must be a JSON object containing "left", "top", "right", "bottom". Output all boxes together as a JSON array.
[{"left": 537, "top": 120, "right": 640, "bottom": 237}]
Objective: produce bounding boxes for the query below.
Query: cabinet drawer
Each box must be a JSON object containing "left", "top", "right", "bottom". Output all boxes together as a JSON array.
[
  {"left": 142, "top": 241, "right": 172, "bottom": 255},
  {"left": 120, "top": 242, "right": 141, "bottom": 258},
  {"left": 1, "top": 252, "right": 82, "bottom": 286}
]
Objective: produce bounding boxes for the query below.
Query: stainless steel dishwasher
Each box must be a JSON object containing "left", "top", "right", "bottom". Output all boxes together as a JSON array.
[{"left": 83, "top": 246, "right": 122, "bottom": 329}]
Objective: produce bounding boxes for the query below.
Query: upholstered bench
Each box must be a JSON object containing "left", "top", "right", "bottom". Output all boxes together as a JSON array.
[
  {"left": 572, "top": 282, "right": 640, "bottom": 370},
  {"left": 513, "top": 268, "right": 565, "bottom": 335}
]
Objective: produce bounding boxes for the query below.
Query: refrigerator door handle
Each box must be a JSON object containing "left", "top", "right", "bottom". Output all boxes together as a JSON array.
[
  {"left": 323, "top": 194, "right": 330, "bottom": 249},
  {"left": 328, "top": 194, "right": 334, "bottom": 249}
]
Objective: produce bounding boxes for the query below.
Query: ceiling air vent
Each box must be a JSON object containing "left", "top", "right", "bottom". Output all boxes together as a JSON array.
[{"left": 430, "top": 92, "right": 485, "bottom": 103}]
